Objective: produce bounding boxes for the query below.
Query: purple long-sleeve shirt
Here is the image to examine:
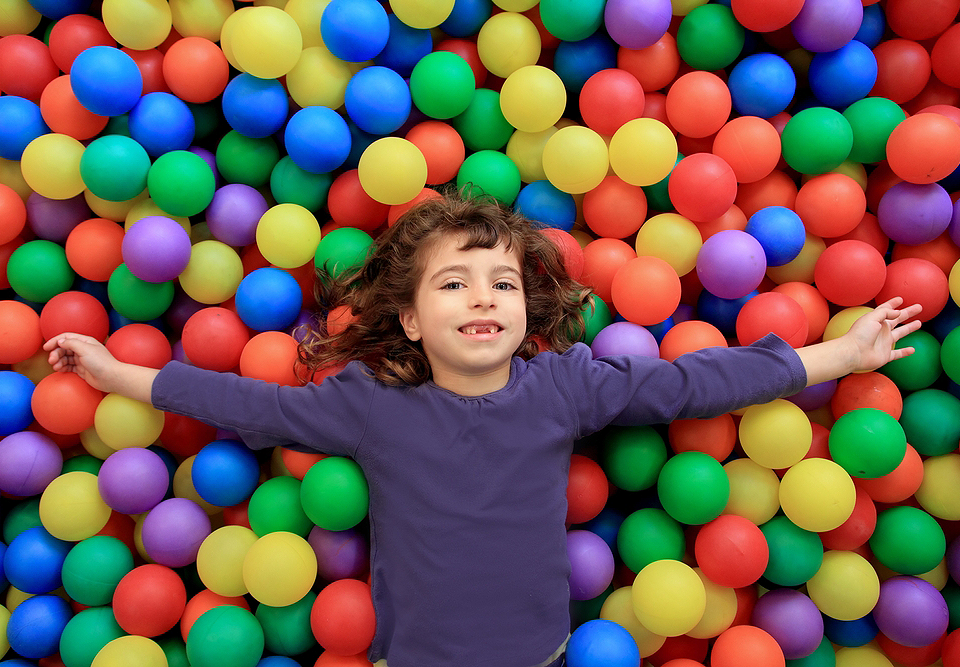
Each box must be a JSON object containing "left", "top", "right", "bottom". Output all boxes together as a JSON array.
[{"left": 152, "top": 335, "right": 806, "bottom": 667}]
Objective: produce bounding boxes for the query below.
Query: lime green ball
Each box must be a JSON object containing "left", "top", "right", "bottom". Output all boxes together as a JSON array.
[
  {"left": 61, "top": 454, "right": 102, "bottom": 475},
  {"left": 2, "top": 497, "right": 41, "bottom": 543},
  {"left": 880, "top": 330, "right": 942, "bottom": 391},
  {"left": 828, "top": 408, "right": 907, "bottom": 478},
  {"left": 186, "top": 605, "right": 264, "bottom": 667},
  {"left": 255, "top": 590, "right": 317, "bottom": 656},
  {"left": 107, "top": 263, "right": 174, "bottom": 321},
  {"left": 900, "top": 388, "right": 960, "bottom": 457},
  {"left": 676, "top": 4, "right": 745, "bottom": 71},
  {"left": 781, "top": 107, "right": 853, "bottom": 175},
  {"left": 80, "top": 134, "right": 151, "bottom": 202},
  {"left": 842, "top": 97, "right": 906, "bottom": 164},
  {"left": 270, "top": 156, "right": 333, "bottom": 212},
  {"left": 147, "top": 149, "right": 216, "bottom": 217},
  {"left": 760, "top": 515, "right": 824, "bottom": 587},
  {"left": 216, "top": 130, "right": 281, "bottom": 187},
  {"left": 452, "top": 88, "right": 514, "bottom": 152},
  {"left": 247, "top": 475, "right": 312, "bottom": 537},
  {"left": 603, "top": 425, "right": 667, "bottom": 492},
  {"left": 7, "top": 239, "right": 75, "bottom": 303},
  {"left": 869, "top": 505, "right": 946, "bottom": 575},
  {"left": 582, "top": 295, "right": 612, "bottom": 345},
  {"left": 940, "top": 326, "right": 960, "bottom": 385},
  {"left": 300, "top": 456, "right": 369, "bottom": 531},
  {"left": 59, "top": 606, "right": 125, "bottom": 667},
  {"left": 314, "top": 226, "right": 374, "bottom": 279},
  {"left": 616, "top": 507, "right": 685, "bottom": 573},
  {"left": 456, "top": 149, "right": 521, "bottom": 206},
  {"left": 657, "top": 451, "right": 729, "bottom": 525},
  {"left": 61, "top": 536, "right": 134, "bottom": 606},
  {"left": 410, "top": 51, "right": 476, "bottom": 120}
]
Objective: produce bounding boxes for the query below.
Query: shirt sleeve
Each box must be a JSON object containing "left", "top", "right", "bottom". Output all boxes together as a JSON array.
[
  {"left": 555, "top": 334, "right": 808, "bottom": 438},
  {"left": 151, "top": 360, "right": 377, "bottom": 457}
]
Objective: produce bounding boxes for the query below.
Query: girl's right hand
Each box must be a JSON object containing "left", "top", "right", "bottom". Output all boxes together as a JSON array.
[{"left": 43, "top": 333, "right": 122, "bottom": 393}]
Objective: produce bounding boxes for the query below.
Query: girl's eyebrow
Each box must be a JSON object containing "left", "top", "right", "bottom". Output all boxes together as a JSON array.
[{"left": 429, "top": 264, "right": 522, "bottom": 282}]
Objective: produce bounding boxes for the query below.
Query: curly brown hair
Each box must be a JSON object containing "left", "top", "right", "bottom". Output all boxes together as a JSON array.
[{"left": 297, "top": 190, "right": 592, "bottom": 386}]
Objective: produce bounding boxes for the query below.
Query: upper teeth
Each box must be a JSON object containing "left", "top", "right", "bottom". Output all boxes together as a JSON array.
[{"left": 463, "top": 325, "right": 497, "bottom": 334}]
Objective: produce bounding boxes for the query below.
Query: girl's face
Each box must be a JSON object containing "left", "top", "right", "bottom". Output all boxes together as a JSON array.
[{"left": 398, "top": 233, "right": 527, "bottom": 396}]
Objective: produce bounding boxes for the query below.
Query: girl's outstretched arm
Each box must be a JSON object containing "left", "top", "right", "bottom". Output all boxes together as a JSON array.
[
  {"left": 796, "top": 297, "right": 923, "bottom": 387},
  {"left": 43, "top": 333, "right": 159, "bottom": 403}
]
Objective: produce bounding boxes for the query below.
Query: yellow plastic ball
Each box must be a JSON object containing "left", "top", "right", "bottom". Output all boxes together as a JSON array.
[
  {"left": 285, "top": 0, "right": 330, "bottom": 48},
  {"left": 916, "top": 453, "right": 960, "bottom": 520},
  {"left": 823, "top": 306, "right": 874, "bottom": 342},
  {"left": 85, "top": 189, "right": 147, "bottom": 223},
  {"left": 92, "top": 635, "right": 168, "bottom": 667},
  {"left": 286, "top": 45, "right": 355, "bottom": 110},
  {"left": 635, "top": 213, "right": 703, "bottom": 277},
  {"left": 476, "top": 12, "right": 541, "bottom": 78},
  {"left": 358, "top": 137, "right": 428, "bottom": 205},
  {"left": 94, "top": 393, "right": 165, "bottom": 450},
  {"left": 0, "top": 0, "right": 41, "bottom": 36},
  {"left": 828, "top": 160, "right": 869, "bottom": 190},
  {"left": 738, "top": 399, "right": 812, "bottom": 469},
  {"left": 101, "top": 0, "right": 172, "bottom": 50},
  {"left": 256, "top": 203, "right": 321, "bottom": 269},
  {"left": 494, "top": 0, "right": 538, "bottom": 8},
  {"left": 178, "top": 240, "right": 244, "bottom": 304},
  {"left": 915, "top": 558, "right": 949, "bottom": 590},
  {"left": 672, "top": 0, "right": 708, "bottom": 14},
  {"left": 950, "top": 258, "right": 960, "bottom": 308},
  {"left": 807, "top": 550, "right": 880, "bottom": 621},
  {"left": 499, "top": 65, "right": 567, "bottom": 133},
  {"left": 243, "top": 531, "right": 318, "bottom": 607},
  {"left": 505, "top": 127, "right": 556, "bottom": 184},
  {"left": 223, "top": 6, "right": 303, "bottom": 79},
  {"left": 168, "top": 0, "right": 232, "bottom": 41},
  {"left": 766, "top": 233, "right": 825, "bottom": 285},
  {"left": 688, "top": 568, "right": 737, "bottom": 639},
  {"left": 542, "top": 125, "right": 609, "bottom": 194},
  {"left": 780, "top": 458, "right": 856, "bottom": 532},
  {"left": 0, "top": 156, "right": 31, "bottom": 200},
  {"left": 197, "top": 525, "right": 258, "bottom": 597},
  {"left": 5, "top": 586, "right": 31, "bottom": 613},
  {"left": 723, "top": 458, "right": 780, "bottom": 525},
  {"left": 599, "top": 587, "right": 666, "bottom": 657},
  {"left": 173, "top": 456, "right": 222, "bottom": 515},
  {"left": 21, "top": 133, "right": 85, "bottom": 200},
  {"left": 80, "top": 427, "right": 115, "bottom": 460},
  {"left": 125, "top": 199, "right": 191, "bottom": 233},
  {"left": 835, "top": 645, "right": 894, "bottom": 667},
  {"left": 609, "top": 118, "right": 678, "bottom": 187},
  {"left": 0, "top": 603, "right": 9, "bottom": 657},
  {"left": 39, "top": 471, "right": 111, "bottom": 541},
  {"left": 632, "top": 559, "right": 706, "bottom": 637},
  {"left": 389, "top": 0, "right": 456, "bottom": 29}
]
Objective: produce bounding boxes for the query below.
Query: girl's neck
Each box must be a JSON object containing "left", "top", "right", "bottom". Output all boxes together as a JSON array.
[{"left": 430, "top": 364, "right": 512, "bottom": 396}]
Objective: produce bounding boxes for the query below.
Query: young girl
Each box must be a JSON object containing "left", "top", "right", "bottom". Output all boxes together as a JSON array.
[{"left": 46, "top": 193, "right": 921, "bottom": 667}]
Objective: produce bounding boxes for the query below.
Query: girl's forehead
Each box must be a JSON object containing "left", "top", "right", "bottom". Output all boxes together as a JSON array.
[{"left": 420, "top": 232, "right": 521, "bottom": 268}]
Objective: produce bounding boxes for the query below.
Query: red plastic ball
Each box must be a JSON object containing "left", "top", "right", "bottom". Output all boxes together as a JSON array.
[
  {"left": 830, "top": 372, "right": 903, "bottom": 420},
  {"left": 65, "top": 218, "right": 124, "bottom": 283},
  {"left": 940, "top": 627, "right": 960, "bottom": 667},
  {"left": 327, "top": 170, "right": 390, "bottom": 233},
  {"left": 47, "top": 14, "right": 115, "bottom": 73},
  {"left": 695, "top": 514, "right": 769, "bottom": 588},
  {"left": 668, "top": 414, "right": 736, "bottom": 461},
  {"left": 325, "top": 304, "right": 358, "bottom": 337},
  {"left": 854, "top": 444, "right": 924, "bottom": 504},
  {"left": 182, "top": 307, "right": 250, "bottom": 372},
  {"left": 770, "top": 282, "right": 829, "bottom": 345},
  {"left": 886, "top": 112, "right": 960, "bottom": 184},
  {"left": 712, "top": 116, "right": 781, "bottom": 184},
  {"left": 180, "top": 589, "right": 250, "bottom": 641},
  {"left": 610, "top": 256, "right": 680, "bottom": 326},
  {"left": 730, "top": 0, "right": 804, "bottom": 32},
  {"left": 0, "top": 183, "right": 26, "bottom": 245},
  {"left": 819, "top": 485, "right": 877, "bottom": 550},
  {"left": 875, "top": 257, "right": 948, "bottom": 322},
  {"left": 240, "top": 331, "right": 301, "bottom": 386},
  {"left": 735, "top": 292, "right": 808, "bottom": 348},
  {"left": 435, "top": 38, "right": 486, "bottom": 88},
  {"left": 871, "top": 39, "right": 931, "bottom": 105},
  {"left": 313, "top": 653, "right": 374, "bottom": 667},
  {"left": 0, "top": 299, "right": 43, "bottom": 364},
  {"left": 710, "top": 625, "right": 785, "bottom": 667},
  {"left": 829, "top": 212, "right": 889, "bottom": 255},
  {"left": 579, "top": 68, "right": 645, "bottom": 136},
  {"left": 105, "top": 323, "right": 172, "bottom": 369},
  {"left": 695, "top": 203, "right": 748, "bottom": 242},
  {"left": 659, "top": 320, "right": 727, "bottom": 363},
  {"left": 39, "top": 291, "right": 110, "bottom": 343},
  {"left": 159, "top": 412, "right": 218, "bottom": 459},
  {"left": 388, "top": 188, "right": 444, "bottom": 225},
  {"left": 0, "top": 34, "right": 59, "bottom": 102},
  {"left": 122, "top": 47, "right": 167, "bottom": 95},
  {"left": 566, "top": 454, "right": 608, "bottom": 525},
  {"left": 647, "top": 635, "right": 709, "bottom": 667},
  {"left": 113, "top": 564, "right": 187, "bottom": 637},
  {"left": 39, "top": 75, "right": 109, "bottom": 140},
  {"left": 540, "top": 227, "right": 585, "bottom": 281},
  {"left": 280, "top": 448, "right": 327, "bottom": 481},
  {"left": 813, "top": 240, "right": 887, "bottom": 307},
  {"left": 162, "top": 36, "right": 230, "bottom": 104},
  {"left": 30, "top": 372, "right": 104, "bottom": 435},
  {"left": 582, "top": 173, "right": 647, "bottom": 239},
  {"left": 581, "top": 237, "right": 636, "bottom": 304},
  {"left": 310, "top": 579, "right": 376, "bottom": 656},
  {"left": 405, "top": 121, "right": 466, "bottom": 186},
  {"left": 876, "top": 630, "right": 946, "bottom": 667},
  {"left": 892, "top": 232, "right": 960, "bottom": 276},
  {"left": 617, "top": 32, "right": 680, "bottom": 92},
  {"left": 665, "top": 71, "right": 731, "bottom": 139},
  {"left": 735, "top": 170, "right": 798, "bottom": 219},
  {"left": 887, "top": 0, "right": 960, "bottom": 41},
  {"left": 668, "top": 153, "right": 738, "bottom": 223},
  {"left": 795, "top": 174, "right": 866, "bottom": 238}
]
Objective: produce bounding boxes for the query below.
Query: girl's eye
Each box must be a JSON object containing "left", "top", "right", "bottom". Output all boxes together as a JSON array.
[
  {"left": 441, "top": 282, "right": 463, "bottom": 290},
  {"left": 494, "top": 282, "right": 516, "bottom": 291}
]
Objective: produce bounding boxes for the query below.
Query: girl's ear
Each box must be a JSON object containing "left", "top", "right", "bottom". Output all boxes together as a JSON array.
[{"left": 398, "top": 308, "right": 422, "bottom": 341}]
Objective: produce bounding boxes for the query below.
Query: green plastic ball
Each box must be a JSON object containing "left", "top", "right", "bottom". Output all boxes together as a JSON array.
[
  {"left": 314, "top": 226, "right": 374, "bottom": 279},
  {"left": 61, "top": 536, "right": 134, "bottom": 606},
  {"left": 582, "top": 295, "right": 612, "bottom": 345},
  {"left": 940, "top": 325, "right": 960, "bottom": 385},
  {"left": 657, "top": 450, "right": 729, "bottom": 525},
  {"left": 188, "top": 102, "right": 223, "bottom": 142},
  {"left": 6, "top": 239, "right": 75, "bottom": 303},
  {"left": 616, "top": 507, "right": 685, "bottom": 573},
  {"left": 147, "top": 149, "right": 216, "bottom": 217},
  {"left": 255, "top": 590, "right": 317, "bottom": 656},
  {"left": 760, "top": 515, "right": 824, "bottom": 587},
  {"left": 780, "top": 107, "right": 854, "bottom": 175},
  {"left": 3, "top": 497, "right": 42, "bottom": 543},
  {"left": 602, "top": 425, "right": 668, "bottom": 492},
  {"left": 247, "top": 476, "right": 312, "bottom": 537},
  {"left": 828, "top": 408, "right": 907, "bottom": 478},
  {"left": 676, "top": 4, "right": 745, "bottom": 71},
  {"left": 642, "top": 154, "right": 682, "bottom": 213},
  {"left": 58, "top": 606, "right": 125, "bottom": 667},
  {"left": 270, "top": 156, "right": 333, "bottom": 212},
  {"left": 157, "top": 637, "right": 190, "bottom": 667},
  {"left": 300, "top": 456, "right": 369, "bottom": 531},
  {"left": 842, "top": 97, "right": 906, "bottom": 164},
  {"left": 942, "top": 582, "right": 960, "bottom": 631},
  {"left": 410, "top": 51, "right": 476, "bottom": 120},
  {"left": 880, "top": 330, "right": 942, "bottom": 391},
  {"left": 869, "top": 505, "right": 946, "bottom": 575},
  {"left": 899, "top": 388, "right": 960, "bottom": 457},
  {"left": 80, "top": 134, "right": 151, "bottom": 202},
  {"left": 107, "top": 263, "right": 174, "bottom": 321},
  {"left": 456, "top": 149, "right": 521, "bottom": 206},
  {"left": 452, "top": 88, "right": 514, "bottom": 152},
  {"left": 61, "top": 454, "right": 102, "bottom": 475},
  {"left": 785, "top": 636, "right": 836, "bottom": 667},
  {"left": 216, "top": 130, "right": 281, "bottom": 188},
  {"left": 186, "top": 605, "right": 265, "bottom": 667},
  {"left": 539, "top": 0, "right": 604, "bottom": 42}
]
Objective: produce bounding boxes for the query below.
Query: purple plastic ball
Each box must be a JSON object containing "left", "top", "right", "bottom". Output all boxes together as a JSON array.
[
  {"left": 26, "top": 193, "right": 92, "bottom": 242},
  {"left": 591, "top": 321, "right": 659, "bottom": 359},
  {"left": 206, "top": 184, "right": 269, "bottom": 247},
  {"left": 97, "top": 447, "right": 170, "bottom": 515},
  {"left": 603, "top": 0, "right": 672, "bottom": 49},
  {"left": 567, "top": 529, "right": 615, "bottom": 601},
  {"left": 873, "top": 576, "right": 949, "bottom": 647},
  {"left": 786, "top": 379, "right": 837, "bottom": 412},
  {"left": 948, "top": 198, "right": 960, "bottom": 247},
  {"left": 877, "top": 182, "right": 953, "bottom": 245},
  {"left": 309, "top": 526, "right": 369, "bottom": 580},
  {"left": 140, "top": 497, "right": 212, "bottom": 567},
  {"left": 696, "top": 230, "right": 767, "bottom": 300},
  {"left": 791, "top": 0, "right": 864, "bottom": 53},
  {"left": 750, "top": 588, "right": 824, "bottom": 660},
  {"left": 121, "top": 215, "right": 192, "bottom": 283},
  {"left": 0, "top": 431, "right": 63, "bottom": 497},
  {"left": 188, "top": 146, "right": 220, "bottom": 187}
]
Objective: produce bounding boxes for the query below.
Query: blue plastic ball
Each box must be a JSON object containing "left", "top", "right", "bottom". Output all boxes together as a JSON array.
[
  {"left": 645, "top": 316, "right": 674, "bottom": 344},
  {"left": 128, "top": 92, "right": 196, "bottom": 156},
  {"left": 514, "top": 181, "right": 577, "bottom": 231},
  {"left": 221, "top": 73, "right": 289, "bottom": 139},
  {"left": 192, "top": 439, "right": 261, "bottom": 507},
  {"left": 823, "top": 613, "right": 879, "bottom": 647},
  {"left": 697, "top": 289, "right": 758, "bottom": 337},
  {"left": 321, "top": 0, "right": 390, "bottom": 63},
  {"left": 566, "top": 619, "right": 640, "bottom": 667},
  {"left": 440, "top": 0, "right": 493, "bottom": 37},
  {"left": 0, "top": 541, "right": 6, "bottom": 589},
  {"left": 24, "top": 0, "right": 90, "bottom": 19},
  {"left": 234, "top": 267, "right": 302, "bottom": 332},
  {"left": 344, "top": 65, "right": 412, "bottom": 135},
  {"left": 0, "top": 96, "right": 48, "bottom": 160},
  {"left": 0, "top": 371, "right": 34, "bottom": 436},
  {"left": 6, "top": 594, "right": 73, "bottom": 659},
  {"left": 728, "top": 52, "right": 796, "bottom": 118},
  {"left": 854, "top": 3, "right": 885, "bottom": 48},
  {"left": 744, "top": 206, "right": 806, "bottom": 267},
  {"left": 70, "top": 46, "right": 143, "bottom": 117},
  {"left": 808, "top": 40, "right": 879, "bottom": 109},
  {"left": 3, "top": 525, "right": 71, "bottom": 594},
  {"left": 374, "top": 14, "right": 434, "bottom": 77},
  {"left": 284, "top": 106, "right": 352, "bottom": 174},
  {"left": 256, "top": 657, "right": 302, "bottom": 667},
  {"left": 344, "top": 121, "right": 377, "bottom": 170},
  {"left": 553, "top": 33, "right": 618, "bottom": 93}
]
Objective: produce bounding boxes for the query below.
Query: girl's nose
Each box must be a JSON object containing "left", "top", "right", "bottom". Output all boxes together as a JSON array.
[{"left": 470, "top": 285, "right": 495, "bottom": 307}]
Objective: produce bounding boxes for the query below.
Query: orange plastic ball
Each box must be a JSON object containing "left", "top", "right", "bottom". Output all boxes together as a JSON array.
[
  {"left": 161, "top": 37, "right": 230, "bottom": 104},
  {"left": 325, "top": 304, "right": 359, "bottom": 337},
  {"left": 280, "top": 448, "right": 327, "bottom": 481},
  {"left": 0, "top": 183, "right": 26, "bottom": 245},
  {"left": 405, "top": 121, "right": 466, "bottom": 185},
  {"left": 182, "top": 307, "right": 250, "bottom": 372},
  {"left": 31, "top": 372, "right": 104, "bottom": 435},
  {"left": 581, "top": 237, "right": 636, "bottom": 304},
  {"left": 610, "top": 256, "right": 681, "bottom": 326},
  {"left": 712, "top": 116, "right": 781, "bottom": 184},
  {"left": 65, "top": 218, "right": 124, "bottom": 283},
  {"left": 854, "top": 443, "right": 924, "bottom": 504},
  {"left": 795, "top": 173, "right": 866, "bottom": 238},
  {"left": 710, "top": 624, "right": 784, "bottom": 667},
  {"left": 239, "top": 331, "right": 301, "bottom": 386},
  {"left": 665, "top": 71, "right": 731, "bottom": 139},
  {"left": 617, "top": 32, "right": 680, "bottom": 92},
  {"left": 0, "top": 299, "right": 43, "bottom": 364},
  {"left": 310, "top": 579, "right": 376, "bottom": 657},
  {"left": 668, "top": 413, "right": 736, "bottom": 461},
  {"left": 582, "top": 173, "right": 647, "bottom": 239},
  {"left": 735, "top": 170, "right": 798, "bottom": 219},
  {"left": 180, "top": 589, "right": 249, "bottom": 641},
  {"left": 886, "top": 111, "right": 960, "bottom": 184},
  {"left": 659, "top": 320, "right": 727, "bottom": 363},
  {"left": 736, "top": 291, "right": 808, "bottom": 348},
  {"left": 39, "top": 75, "right": 108, "bottom": 140},
  {"left": 770, "top": 282, "right": 830, "bottom": 345}
]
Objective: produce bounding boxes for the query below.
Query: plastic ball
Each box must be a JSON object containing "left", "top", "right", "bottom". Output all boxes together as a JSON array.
[
  {"left": 247, "top": 476, "right": 312, "bottom": 538},
  {"left": 808, "top": 40, "right": 878, "bottom": 109},
  {"left": 220, "top": 73, "right": 287, "bottom": 140},
  {"left": 179, "top": 307, "right": 247, "bottom": 372},
  {"left": 192, "top": 439, "right": 260, "bottom": 508},
  {"left": 751, "top": 589, "right": 823, "bottom": 660},
  {"left": 541, "top": 125, "right": 609, "bottom": 195},
  {"left": 567, "top": 530, "right": 615, "bottom": 601},
  {"left": 234, "top": 267, "right": 302, "bottom": 332},
  {"left": 344, "top": 65, "right": 411, "bottom": 136},
  {"left": 879, "top": 182, "right": 953, "bottom": 245},
  {"left": 798, "top": 173, "right": 867, "bottom": 240},
  {"left": 760, "top": 515, "right": 824, "bottom": 587},
  {"left": 147, "top": 149, "right": 215, "bottom": 218},
  {"left": 634, "top": 213, "right": 701, "bottom": 277},
  {"left": 737, "top": 399, "right": 811, "bottom": 469},
  {"left": 39, "top": 470, "right": 111, "bottom": 541},
  {"left": 728, "top": 54, "right": 797, "bottom": 116},
  {"left": 3, "top": 525, "right": 70, "bottom": 595},
  {"left": 162, "top": 36, "right": 230, "bottom": 104},
  {"left": 243, "top": 531, "right": 317, "bottom": 606},
  {"left": 320, "top": 0, "right": 389, "bottom": 63},
  {"left": 5, "top": 594, "right": 72, "bottom": 659},
  {"left": 591, "top": 321, "right": 658, "bottom": 359},
  {"left": 566, "top": 454, "right": 609, "bottom": 525},
  {"left": 255, "top": 203, "right": 321, "bottom": 270},
  {"left": 61, "top": 535, "right": 134, "bottom": 607},
  {"left": 178, "top": 240, "right": 244, "bottom": 305},
  {"left": 886, "top": 111, "right": 960, "bottom": 184},
  {"left": 358, "top": 136, "right": 428, "bottom": 206},
  {"left": 565, "top": 618, "right": 641, "bottom": 667},
  {"left": 91, "top": 635, "right": 167, "bottom": 667},
  {"left": 791, "top": 0, "right": 863, "bottom": 53},
  {"left": 69, "top": 46, "right": 142, "bottom": 117},
  {"left": 309, "top": 527, "right": 368, "bottom": 581},
  {"left": 602, "top": 425, "right": 667, "bottom": 492},
  {"left": 20, "top": 132, "right": 85, "bottom": 200},
  {"left": 452, "top": 88, "right": 513, "bottom": 152},
  {"left": 712, "top": 116, "right": 781, "bottom": 185},
  {"left": 141, "top": 497, "right": 211, "bottom": 567},
  {"left": 610, "top": 256, "right": 680, "bottom": 326},
  {"left": 97, "top": 446, "right": 169, "bottom": 514},
  {"left": 514, "top": 180, "right": 576, "bottom": 231},
  {"left": 669, "top": 412, "right": 734, "bottom": 460},
  {"left": 666, "top": 71, "right": 731, "bottom": 140},
  {"left": 221, "top": 6, "right": 302, "bottom": 79},
  {"left": 632, "top": 559, "right": 705, "bottom": 637},
  {"left": 38, "top": 73, "right": 107, "bottom": 141},
  {"left": 126, "top": 92, "right": 194, "bottom": 158},
  {"left": 0, "top": 431, "right": 61, "bottom": 498},
  {"left": 456, "top": 148, "right": 521, "bottom": 205},
  {"left": 94, "top": 391, "right": 165, "bottom": 449},
  {"left": 62, "top": 217, "right": 122, "bottom": 283},
  {"left": 873, "top": 576, "right": 948, "bottom": 648},
  {"left": 695, "top": 514, "right": 768, "bottom": 589},
  {"left": 780, "top": 458, "right": 856, "bottom": 533},
  {"left": 669, "top": 153, "right": 737, "bottom": 223},
  {"left": 196, "top": 525, "right": 257, "bottom": 597},
  {"left": 239, "top": 331, "right": 301, "bottom": 387},
  {"left": 181, "top": 589, "right": 250, "bottom": 642},
  {"left": 578, "top": 68, "right": 644, "bottom": 137},
  {"left": 880, "top": 329, "right": 942, "bottom": 391},
  {"left": 58, "top": 606, "right": 125, "bottom": 667},
  {"left": 476, "top": 11, "right": 540, "bottom": 78},
  {"left": 735, "top": 292, "right": 808, "bottom": 348},
  {"left": 870, "top": 505, "right": 946, "bottom": 575},
  {"left": 375, "top": 13, "right": 433, "bottom": 77},
  {"left": 843, "top": 96, "right": 907, "bottom": 165},
  {"left": 283, "top": 105, "right": 351, "bottom": 175},
  {"left": 405, "top": 121, "right": 466, "bottom": 185},
  {"left": 656, "top": 450, "right": 728, "bottom": 525},
  {"left": 781, "top": 107, "right": 853, "bottom": 175},
  {"left": 186, "top": 604, "right": 265, "bottom": 667},
  {"left": 814, "top": 240, "right": 887, "bottom": 307},
  {"left": 78, "top": 134, "right": 149, "bottom": 203},
  {"left": 742, "top": 206, "right": 803, "bottom": 267},
  {"left": 410, "top": 50, "right": 476, "bottom": 121},
  {"left": 300, "top": 456, "right": 369, "bottom": 531},
  {"left": 696, "top": 230, "right": 766, "bottom": 299},
  {"left": 878, "top": 257, "right": 948, "bottom": 323},
  {"left": 112, "top": 563, "right": 186, "bottom": 637},
  {"left": 807, "top": 550, "right": 879, "bottom": 623},
  {"left": 676, "top": 4, "right": 743, "bottom": 72},
  {"left": 916, "top": 453, "right": 960, "bottom": 520},
  {"left": 119, "top": 215, "right": 191, "bottom": 284},
  {"left": 309, "top": 579, "right": 375, "bottom": 657},
  {"left": 710, "top": 624, "right": 784, "bottom": 667},
  {"left": 829, "top": 408, "right": 907, "bottom": 480},
  {"left": 389, "top": 0, "right": 455, "bottom": 29}
]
